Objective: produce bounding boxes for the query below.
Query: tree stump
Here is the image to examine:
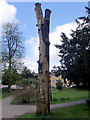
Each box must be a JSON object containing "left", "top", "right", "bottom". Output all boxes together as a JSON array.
[{"left": 35, "top": 3, "right": 51, "bottom": 115}]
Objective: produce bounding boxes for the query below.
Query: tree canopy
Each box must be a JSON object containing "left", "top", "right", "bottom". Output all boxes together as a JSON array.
[
  {"left": 55, "top": 12, "right": 90, "bottom": 89},
  {"left": 2, "top": 68, "right": 22, "bottom": 85},
  {"left": 2, "top": 22, "right": 24, "bottom": 70},
  {"left": 21, "top": 67, "right": 35, "bottom": 79}
]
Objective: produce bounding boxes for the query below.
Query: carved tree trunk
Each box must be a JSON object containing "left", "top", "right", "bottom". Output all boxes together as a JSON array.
[{"left": 35, "top": 3, "right": 51, "bottom": 115}]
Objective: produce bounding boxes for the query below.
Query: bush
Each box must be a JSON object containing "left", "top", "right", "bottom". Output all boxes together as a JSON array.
[
  {"left": 66, "top": 97, "right": 70, "bottom": 100},
  {"left": 60, "top": 97, "right": 65, "bottom": 101},
  {"left": 15, "top": 78, "right": 38, "bottom": 89},
  {"left": 13, "top": 78, "right": 37, "bottom": 104},
  {"left": 53, "top": 97, "right": 58, "bottom": 101},
  {"left": 56, "top": 80, "right": 63, "bottom": 90},
  {"left": 13, "top": 87, "right": 37, "bottom": 103}
]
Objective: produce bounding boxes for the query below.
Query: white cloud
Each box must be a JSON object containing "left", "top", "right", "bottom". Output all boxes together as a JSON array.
[
  {"left": 25, "top": 22, "right": 77, "bottom": 72},
  {"left": 23, "top": 57, "right": 38, "bottom": 72},
  {"left": 24, "top": 37, "right": 39, "bottom": 72},
  {"left": 0, "top": 0, "right": 17, "bottom": 40},
  {"left": 25, "top": 37, "right": 39, "bottom": 59},
  {"left": 0, "top": 0, "right": 17, "bottom": 27},
  {"left": 50, "top": 22, "right": 77, "bottom": 61}
]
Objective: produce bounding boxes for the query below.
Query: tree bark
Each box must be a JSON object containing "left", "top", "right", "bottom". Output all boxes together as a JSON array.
[{"left": 35, "top": 3, "right": 51, "bottom": 115}]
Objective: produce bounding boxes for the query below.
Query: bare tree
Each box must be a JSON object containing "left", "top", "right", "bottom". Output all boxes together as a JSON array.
[{"left": 2, "top": 22, "right": 24, "bottom": 91}]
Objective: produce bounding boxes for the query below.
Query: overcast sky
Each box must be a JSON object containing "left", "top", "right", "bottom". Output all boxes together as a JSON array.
[{"left": 0, "top": 0, "right": 88, "bottom": 72}]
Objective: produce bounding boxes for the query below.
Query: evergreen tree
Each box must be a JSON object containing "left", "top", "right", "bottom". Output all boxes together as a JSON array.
[
  {"left": 55, "top": 11, "right": 90, "bottom": 89},
  {"left": 21, "top": 67, "right": 35, "bottom": 79}
]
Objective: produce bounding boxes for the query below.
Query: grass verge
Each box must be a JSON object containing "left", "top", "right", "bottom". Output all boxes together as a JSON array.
[
  {"left": 17, "top": 103, "right": 89, "bottom": 119},
  {"left": 0, "top": 89, "right": 13, "bottom": 99},
  {"left": 11, "top": 88, "right": 88, "bottom": 105},
  {"left": 50, "top": 88, "right": 88, "bottom": 104}
]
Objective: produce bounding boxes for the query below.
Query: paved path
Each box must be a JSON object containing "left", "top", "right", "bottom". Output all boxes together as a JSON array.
[{"left": 1, "top": 96, "right": 86, "bottom": 119}]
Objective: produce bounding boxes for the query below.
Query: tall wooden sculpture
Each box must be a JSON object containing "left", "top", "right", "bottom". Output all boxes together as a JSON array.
[{"left": 35, "top": 3, "right": 51, "bottom": 115}]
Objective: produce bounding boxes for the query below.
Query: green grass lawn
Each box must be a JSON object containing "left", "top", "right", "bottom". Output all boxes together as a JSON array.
[
  {"left": 11, "top": 87, "right": 89, "bottom": 105},
  {"left": 17, "top": 103, "right": 89, "bottom": 119},
  {"left": 50, "top": 88, "right": 89, "bottom": 104},
  {"left": 0, "top": 89, "right": 13, "bottom": 99}
]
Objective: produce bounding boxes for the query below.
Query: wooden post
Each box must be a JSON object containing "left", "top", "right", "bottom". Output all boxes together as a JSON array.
[{"left": 35, "top": 3, "right": 51, "bottom": 115}]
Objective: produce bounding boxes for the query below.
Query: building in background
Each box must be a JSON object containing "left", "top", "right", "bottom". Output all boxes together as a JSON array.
[{"left": 49, "top": 73, "right": 70, "bottom": 88}]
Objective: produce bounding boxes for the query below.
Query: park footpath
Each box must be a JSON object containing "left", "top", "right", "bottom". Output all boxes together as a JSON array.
[{"left": 1, "top": 96, "right": 86, "bottom": 119}]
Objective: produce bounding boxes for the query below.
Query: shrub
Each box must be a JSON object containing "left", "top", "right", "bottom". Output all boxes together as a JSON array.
[
  {"left": 13, "top": 78, "right": 37, "bottom": 104},
  {"left": 16, "top": 78, "right": 38, "bottom": 89},
  {"left": 13, "top": 87, "right": 37, "bottom": 103},
  {"left": 66, "top": 97, "right": 70, "bottom": 100},
  {"left": 56, "top": 80, "right": 63, "bottom": 90},
  {"left": 53, "top": 97, "right": 58, "bottom": 101},
  {"left": 60, "top": 97, "right": 65, "bottom": 101}
]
